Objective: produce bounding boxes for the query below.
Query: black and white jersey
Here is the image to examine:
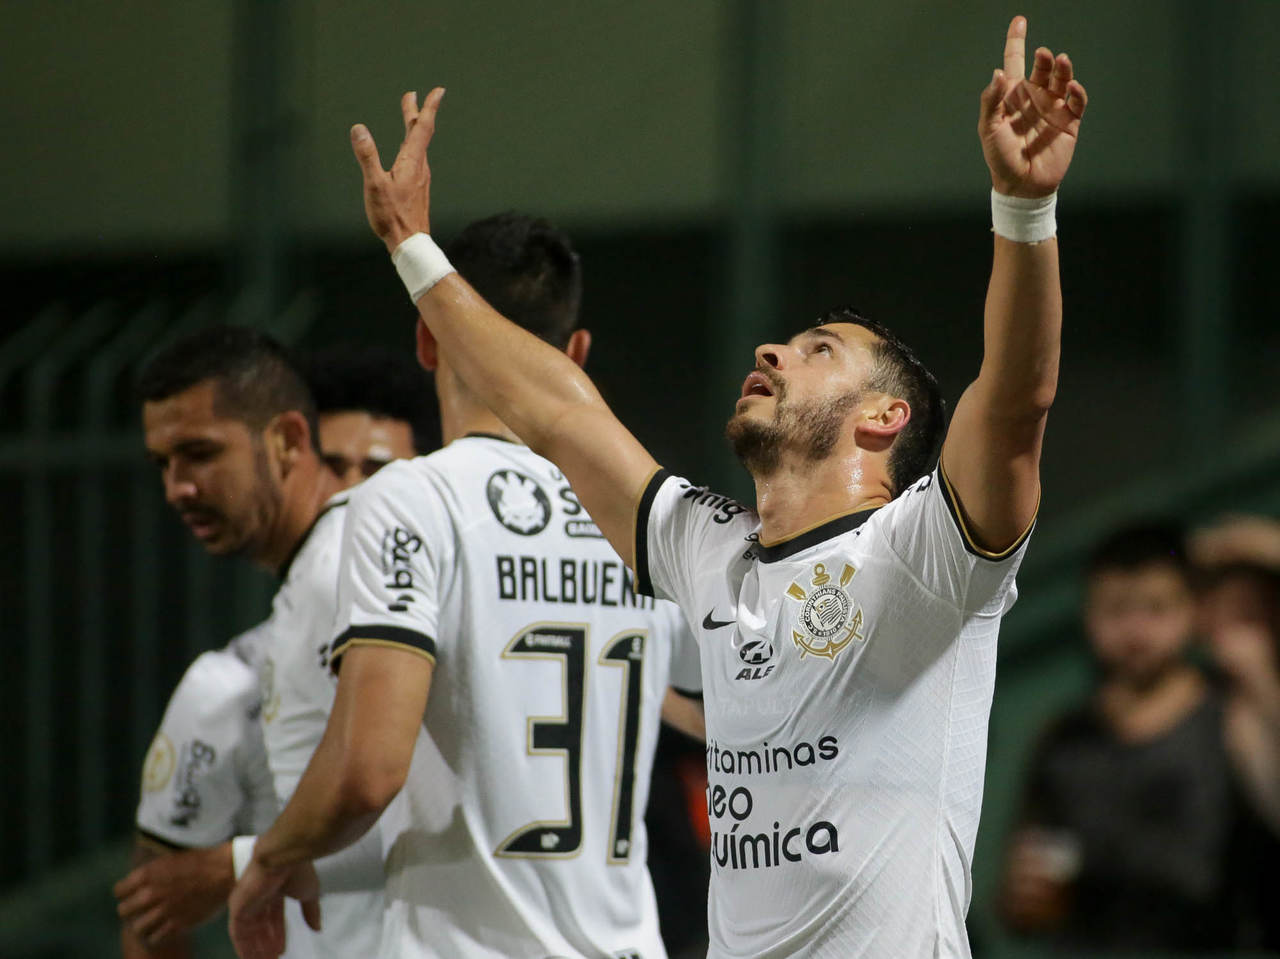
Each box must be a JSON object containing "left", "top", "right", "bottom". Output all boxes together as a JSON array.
[
  {"left": 259, "top": 498, "right": 384, "bottom": 959},
  {"left": 635, "top": 465, "right": 1031, "bottom": 959},
  {"left": 332, "top": 435, "right": 701, "bottom": 959},
  {"left": 136, "top": 623, "right": 278, "bottom": 848}
]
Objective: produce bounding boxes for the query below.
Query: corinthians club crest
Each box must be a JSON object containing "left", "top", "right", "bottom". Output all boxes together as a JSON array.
[{"left": 786, "top": 562, "right": 863, "bottom": 661}]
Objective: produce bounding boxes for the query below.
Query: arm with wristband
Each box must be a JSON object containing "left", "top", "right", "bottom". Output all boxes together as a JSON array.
[
  {"left": 351, "top": 89, "right": 659, "bottom": 572},
  {"left": 938, "top": 15, "right": 1088, "bottom": 555}
]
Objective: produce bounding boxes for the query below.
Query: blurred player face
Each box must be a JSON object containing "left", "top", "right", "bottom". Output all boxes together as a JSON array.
[
  {"left": 1085, "top": 563, "right": 1196, "bottom": 688},
  {"left": 143, "top": 379, "right": 284, "bottom": 559},
  {"left": 317, "top": 411, "right": 415, "bottom": 490},
  {"left": 727, "top": 323, "right": 881, "bottom": 476}
]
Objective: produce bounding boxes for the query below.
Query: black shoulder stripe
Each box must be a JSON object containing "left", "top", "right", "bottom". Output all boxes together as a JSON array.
[
  {"left": 330, "top": 624, "right": 438, "bottom": 674},
  {"left": 633, "top": 468, "right": 671, "bottom": 598},
  {"left": 935, "top": 462, "right": 1035, "bottom": 562}
]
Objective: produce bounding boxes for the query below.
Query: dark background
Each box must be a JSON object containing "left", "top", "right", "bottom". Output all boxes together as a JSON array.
[{"left": 2, "top": 2, "right": 1278, "bottom": 956}]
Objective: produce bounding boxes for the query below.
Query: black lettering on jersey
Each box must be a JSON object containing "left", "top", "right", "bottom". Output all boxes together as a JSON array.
[
  {"left": 493, "top": 554, "right": 654, "bottom": 609},
  {"left": 558, "top": 485, "right": 582, "bottom": 516},
  {"left": 560, "top": 558, "right": 578, "bottom": 602},
  {"left": 600, "top": 562, "right": 618, "bottom": 606},
  {"left": 381, "top": 526, "right": 423, "bottom": 611},
  {"left": 520, "top": 557, "right": 540, "bottom": 601},
  {"left": 497, "top": 556, "right": 516, "bottom": 599},
  {"left": 169, "top": 739, "right": 217, "bottom": 827},
  {"left": 678, "top": 482, "right": 750, "bottom": 525}
]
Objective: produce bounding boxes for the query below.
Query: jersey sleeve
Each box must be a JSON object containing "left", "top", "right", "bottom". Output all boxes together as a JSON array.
[
  {"left": 233, "top": 707, "right": 280, "bottom": 835},
  {"left": 135, "top": 652, "right": 261, "bottom": 848},
  {"left": 330, "top": 462, "right": 450, "bottom": 669},
  {"left": 875, "top": 463, "right": 1034, "bottom": 614},
  {"left": 633, "top": 469, "right": 754, "bottom": 614}
]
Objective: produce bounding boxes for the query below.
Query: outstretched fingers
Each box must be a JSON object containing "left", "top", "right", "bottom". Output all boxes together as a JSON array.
[
  {"left": 395, "top": 86, "right": 444, "bottom": 171},
  {"left": 1028, "top": 47, "right": 1054, "bottom": 90},
  {"left": 1064, "top": 79, "right": 1088, "bottom": 120},
  {"left": 979, "top": 68, "right": 1010, "bottom": 129},
  {"left": 400, "top": 91, "right": 419, "bottom": 134},
  {"left": 1003, "top": 16, "right": 1027, "bottom": 80},
  {"left": 1048, "top": 53, "right": 1072, "bottom": 98},
  {"left": 350, "top": 124, "right": 385, "bottom": 181}
]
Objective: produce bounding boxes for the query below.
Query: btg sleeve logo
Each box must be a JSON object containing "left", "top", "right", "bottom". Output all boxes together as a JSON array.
[
  {"left": 381, "top": 526, "right": 424, "bottom": 612},
  {"left": 486, "top": 469, "right": 552, "bottom": 535}
]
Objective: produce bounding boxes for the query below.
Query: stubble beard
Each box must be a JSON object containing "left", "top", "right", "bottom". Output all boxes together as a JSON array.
[
  {"left": 224, "top": 438, "right": 285, "bottom": 562},
  {"left": 726, "top": 383, "right": 861, "bottom": 479}
]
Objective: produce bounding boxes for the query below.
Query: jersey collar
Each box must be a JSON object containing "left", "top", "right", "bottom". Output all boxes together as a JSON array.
[
  {"left": 276, "top": 497, "right": 347, "bottom": 581},
  {"left": 754, "top": 507, "right": 881, "bottom": 564},
  {"left": 461, "top": 431, "right": 520, "bottom": 444}
]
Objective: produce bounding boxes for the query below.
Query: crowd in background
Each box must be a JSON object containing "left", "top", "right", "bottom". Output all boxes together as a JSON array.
[{"left": 998, "top": 514, "right": 1280, "bottom": 954}]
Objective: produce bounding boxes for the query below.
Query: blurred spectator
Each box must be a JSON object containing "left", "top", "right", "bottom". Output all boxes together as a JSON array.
[
  {"left": 999, "top": 522, "right": 1278, "bottom": 952},
  {"left": 1193, "top": 514, "right": 1280, "bottom": 948}
]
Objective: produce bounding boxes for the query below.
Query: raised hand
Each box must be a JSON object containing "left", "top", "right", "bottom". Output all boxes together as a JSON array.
[
  {"left": 979, "top": 17, "right": 1087, "bottom": 198},
  {"left": 350, "top": 88, "right": 446, "bottom": 253}
]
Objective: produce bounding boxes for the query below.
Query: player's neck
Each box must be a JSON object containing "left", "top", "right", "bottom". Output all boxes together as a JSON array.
[
  {"left": 751, "top": 449, "right": 892, "bottom": 547},
  {"left": 440, "top": 394, "right": 522, "bottom": 447},
  {"left": 257, "top": 457, "right": 342, "bottom": 574}
]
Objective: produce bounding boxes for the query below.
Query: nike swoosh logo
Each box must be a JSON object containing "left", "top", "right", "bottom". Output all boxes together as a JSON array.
[{"left": 702, "top": 609, "right": 735, "bottom": 630}]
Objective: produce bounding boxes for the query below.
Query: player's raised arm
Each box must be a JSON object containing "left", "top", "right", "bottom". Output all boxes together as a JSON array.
[
  {"left": 940, "top": 16, "right": 1087, "bottom": 553},
  {"left": 349, "top": 91, "right": 659, "bottom": 567}
]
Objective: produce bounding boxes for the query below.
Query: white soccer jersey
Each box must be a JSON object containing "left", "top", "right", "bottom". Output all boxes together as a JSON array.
[
  {"left": 635, "top": 465, "right": 1031, "bottom": 959},
  {"left": 332, "top": 435, "right": 702, "bottom": 959},
  {"left": 260, "top": 497, "right": 385, "bottom": 959},
  {"left": 136, "top": 623, "right": 278, "bottom": 848}
]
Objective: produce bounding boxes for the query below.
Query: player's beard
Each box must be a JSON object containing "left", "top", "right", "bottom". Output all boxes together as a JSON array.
[
  {"left": 223, "top": 438, "right": 285, "bottom": 561},
  {"left": 726, "top": 386, "right": 861, "bottom": 478}
]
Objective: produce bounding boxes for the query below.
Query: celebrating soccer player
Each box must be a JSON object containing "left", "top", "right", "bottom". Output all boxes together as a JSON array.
[{"left": 233, "top": 14, "right": 1086, "bottom": 957}]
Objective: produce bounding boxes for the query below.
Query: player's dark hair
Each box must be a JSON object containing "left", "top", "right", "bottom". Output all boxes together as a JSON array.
[
  {"left": 1087, "top": 522, "right": 1191, "bottom": 582},
  {"left": 137, "top": 325, "right": 318, "bottom": 448},
  {"left": 817, "top": 307, "right": 945, "bottom": 495},
  {"left": 445, "top": 212, "right": 582, "bottom": 348},
  {"left": 299, "top": 344, "right": 438, "bottom": 455}
]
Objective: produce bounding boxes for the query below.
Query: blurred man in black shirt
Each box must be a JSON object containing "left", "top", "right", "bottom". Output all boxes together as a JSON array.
[{"left": 1000, "top": 523, "right": 1277, "bottom": 952}]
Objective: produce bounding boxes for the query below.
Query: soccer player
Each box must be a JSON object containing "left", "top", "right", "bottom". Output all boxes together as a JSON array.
[
  {"left": 318, "top": 14, "right": 1085, "bottom": 957},
  {"left": 229, "top": 214, "right": 702, "bottom": 959},
  {"left": 116, "top": 344, "right": 432, "bottom": 958},
  {"left": 121, "top": 332, "right": 430, "bottom": 958}
]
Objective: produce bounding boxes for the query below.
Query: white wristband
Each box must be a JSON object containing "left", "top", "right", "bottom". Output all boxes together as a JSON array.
[
  {"left": 991, "top": 190, "right": 1057, "bottom": 244},
  {"left": 392, "top": 232, "right": 455, "bottom": 303},
  {"left": 231, "top": 834, "right": 257, "bottom": 880}
]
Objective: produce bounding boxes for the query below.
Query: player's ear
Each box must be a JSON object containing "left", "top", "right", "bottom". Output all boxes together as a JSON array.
[
  {"left": 854, "top": 398, "right": 910, "bottom": 450},
  {"left": 416, "top": 321, "right": 438, "bottom": 371},
  {"left": 565, "top": 329, "right": 591, "bottom": 369},
  {"left": 271, "top": 410, "right": 312, "bottom": 475}
]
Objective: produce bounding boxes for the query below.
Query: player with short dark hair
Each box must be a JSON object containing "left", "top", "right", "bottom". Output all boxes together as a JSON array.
[
  {"left": 264, "top": 15, "right": 1087, "bottom": 957},
  {"left": 300, "top": 344, "right": 436, "bottom": 483},
  {"left": 229, "top": 215, "right": 702, "bottom": 959},
  {"left": 119, "top": 330, "right": 412, "bottom": 958},
  {"left": 443, "top": 211, "right": 582, "bottom": 349}
]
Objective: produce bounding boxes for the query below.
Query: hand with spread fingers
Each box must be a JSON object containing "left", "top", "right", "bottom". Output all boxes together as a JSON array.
[
  {"left": 350, "top": 87, "right": 446, "bottom": 254},
  {"left": 979, "top": 16, "right": 1088, "bottom": 198}
]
